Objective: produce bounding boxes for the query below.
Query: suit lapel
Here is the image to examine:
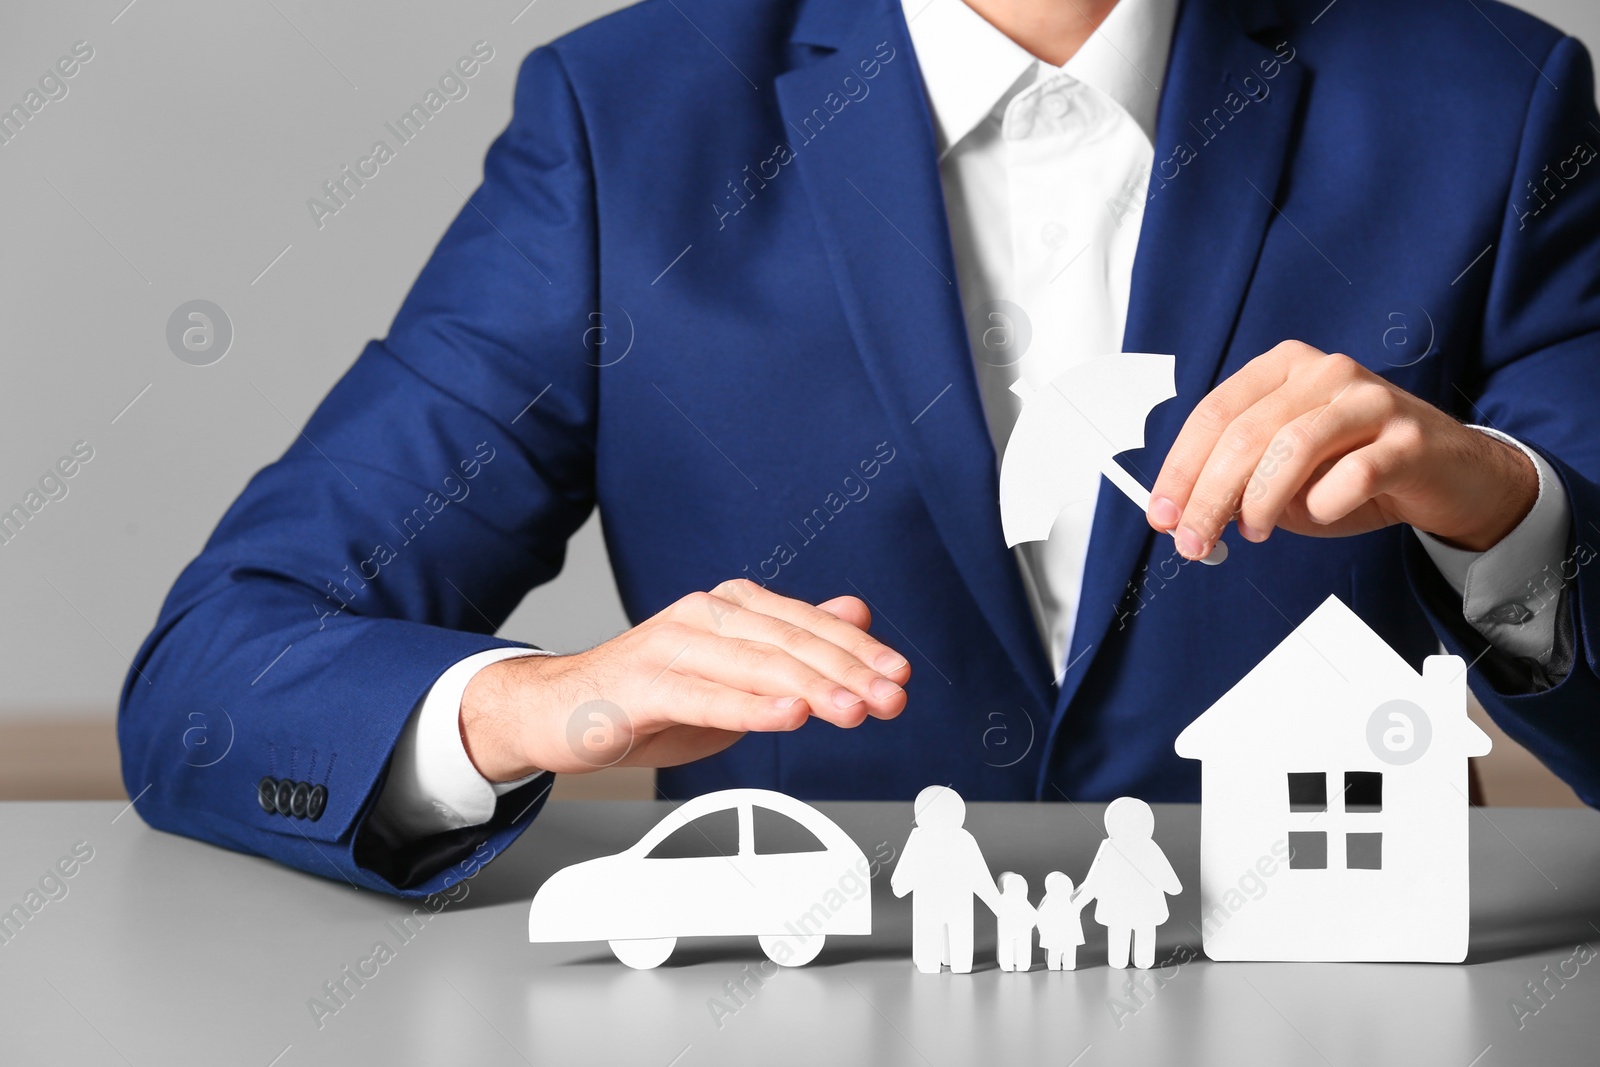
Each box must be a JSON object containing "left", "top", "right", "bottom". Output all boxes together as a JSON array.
[
  {"left": 1041, "top": 0, "right": 1307, "bottom": 791},
  {"left": 777, "top": 0, "right": 1056, "bottom": 713}
]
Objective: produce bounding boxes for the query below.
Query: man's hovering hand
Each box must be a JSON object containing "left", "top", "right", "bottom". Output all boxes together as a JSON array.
[
  {"left": 1147, "top": 341, "right": 1540, "bottom": 558},
  {"left": 457, "top": 579, "right": 911, "bottom": 780}
]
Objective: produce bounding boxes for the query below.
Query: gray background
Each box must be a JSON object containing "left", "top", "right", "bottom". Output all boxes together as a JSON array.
[{"left": 1, "top": 0, "right": 1596, "bottom": 727}]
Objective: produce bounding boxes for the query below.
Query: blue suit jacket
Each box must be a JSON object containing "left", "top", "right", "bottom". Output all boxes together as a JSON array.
[{"left": 120, "top": 0, "right": 1600, "bottom": 896}]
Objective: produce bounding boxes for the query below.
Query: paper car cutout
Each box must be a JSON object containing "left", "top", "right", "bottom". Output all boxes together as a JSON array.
[{"left": 528, "top": 788, "right": 871, "bottom": 969}]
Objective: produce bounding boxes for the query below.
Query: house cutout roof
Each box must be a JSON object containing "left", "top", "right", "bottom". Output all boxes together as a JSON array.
[{"left": 1175, "top": 594, "right": 1491, "bottom": 762}]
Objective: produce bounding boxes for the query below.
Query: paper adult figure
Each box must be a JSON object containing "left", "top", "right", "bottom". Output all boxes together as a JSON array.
[
  {"left": 994, "top": 871, "right": 1038, "bottom": 972},
  {"left": 1075, "top": 797, "right": 1183, "bottom": 969},
  {"left": 1036, "top": 871, "right": 1087, "bottom": 971},
  {"left": 891, "top": 785, "right": 1002, "bottom": 974}
]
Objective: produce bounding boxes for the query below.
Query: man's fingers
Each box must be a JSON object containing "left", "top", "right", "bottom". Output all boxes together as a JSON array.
[
  {"left": 645, "top": 671, "right": 814, "bottom": 734},
  {"left": 816, "top": 593, "right": 871, "bottom": 630},
  {"left": 707, "top": 579, "right": 909, "bottom": 681},
  {"left": 643, "top": 580, "right": 910, "bottom": 735},
  {"left": 1234, "top": 384, "right": 1390, "bottom": 541},
  {"left": 1149, "top": 344, "right": 1299, "bottom": 526},
  {"left": 1302, "top": 437, "right": 1414, "bottom": 527},
  {"left": 1171, "top": 392, "right": 1335, "bottom": 554},
  {"left": 1155, "top": 347, "right": 1383, "bottom": 557},
  {"left": 657, "top": 628, "right": 903, "bottom": 727},
  {"left": 707, "top": 620, "right": 908, "bottom": 723},
  {"left": 1166, "top": 356, "right": 1363, "bottom": 555}
]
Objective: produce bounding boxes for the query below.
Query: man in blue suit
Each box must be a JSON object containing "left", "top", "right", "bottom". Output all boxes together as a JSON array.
[{"left": 120, "top": 0, "right": 1600, "bottom": 897}]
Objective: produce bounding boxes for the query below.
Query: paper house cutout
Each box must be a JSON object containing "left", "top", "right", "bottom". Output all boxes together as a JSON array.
[
  {"left": 1175, "top": 595, "right": 1490, "bottom": 962},
  {"left": 528, "top": 788, "right": 871, "bottom": 968}
]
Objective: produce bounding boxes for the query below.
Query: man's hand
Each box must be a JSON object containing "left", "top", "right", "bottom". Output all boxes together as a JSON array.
[
  {"left": 458, "top": 579, "right": 911, "bottom": 781},
  {"left": 1147, "top": 341, "right": 1539, "bottom": 558}
]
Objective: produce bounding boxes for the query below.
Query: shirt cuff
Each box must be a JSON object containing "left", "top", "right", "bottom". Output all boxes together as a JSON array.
[
  {"left": 369, "top": 646, "right": 554, "bottom": 842},
  {"left": 1412, "top": 425, "right": 1572, "bottom": 665}
]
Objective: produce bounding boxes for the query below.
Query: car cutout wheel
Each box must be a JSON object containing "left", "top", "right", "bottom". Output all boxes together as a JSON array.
[
  {"left": 759, "top": 932, "right": 825, "bottom": 967},
  {"left": 609, "top": 937, "right": 676, "bottom": 969}
]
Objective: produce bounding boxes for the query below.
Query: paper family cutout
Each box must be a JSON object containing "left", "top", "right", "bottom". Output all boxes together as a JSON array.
[
  {"left": 999, "top": 352, "right": 1226, "bottom": 564},
  {"left": 893, "top": 786, "right": 1181, "bottom": 972},
  {"left": 527, "top": 598, "right": 1485, "bottom": 969},
  {"left": 527, "top": 788, "right": 871, "bottom": 969}
]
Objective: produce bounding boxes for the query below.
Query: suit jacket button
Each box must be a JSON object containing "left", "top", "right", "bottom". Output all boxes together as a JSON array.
[
  {"left": 307, "top": 784, "right": 328, "bottom": 822},
  {"left": 274, "top": 779, "right": 295, "bottom": 816},
  {"left": 290, "top": 781, "right": 311, "bottom": 819},
  {"left": 257, "top": 776, "right": 278, "bottom": 813}
]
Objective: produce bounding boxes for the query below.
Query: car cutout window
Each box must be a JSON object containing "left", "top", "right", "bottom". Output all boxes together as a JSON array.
[
  {"left": 643, "top": 805, "right": 740, "bottom": 859},
  {"left": 752, "top": 805, "right": 829, "bottom": 854}
]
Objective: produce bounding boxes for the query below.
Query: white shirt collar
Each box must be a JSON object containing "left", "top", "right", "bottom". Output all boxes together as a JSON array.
[{"left": 902, "top": 0, "right": 1177, "bottom": 158}]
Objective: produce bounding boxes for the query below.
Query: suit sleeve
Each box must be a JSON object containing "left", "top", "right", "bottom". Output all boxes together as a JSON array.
[
  {"left": 117, "top": 46, "right": 601, "bottom": 896},
  {"left": 1404, "top": 35, "right": 1600, "bottom": 807},
  {"left": 367, "top": 648, "right": 552, "bottom": 842}
]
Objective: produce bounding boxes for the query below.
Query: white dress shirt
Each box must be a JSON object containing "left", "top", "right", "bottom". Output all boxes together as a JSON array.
[
  {"left": 368, "top": 646, "right": 549, "bottom": 841},
  {"left": 371, "top": 0, "right": 1573, "bottom": 842},
  {"left": 912, "top": 0, "right": 1176, "bottom": 679}
]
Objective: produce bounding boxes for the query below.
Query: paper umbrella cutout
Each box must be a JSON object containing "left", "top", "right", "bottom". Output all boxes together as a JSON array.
[
  {"left": 528, "top": 788, "right": 871, "bottom": 969},
  {"left": 999, "top": 352, "right": 1225, "bottom": 564}
]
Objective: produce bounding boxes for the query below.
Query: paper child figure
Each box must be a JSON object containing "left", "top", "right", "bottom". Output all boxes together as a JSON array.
[
  {"left": 1074, "top": 797, "right": 1182, "bottom": 969},
  {"left": 994, "top": 872, "right": 1038, "bottom": 972},
  {"left": 1035, "top": 871, "right": 1087, "bottom": 971},
  {"left": 891, "top": 785, "right": 1002, "bottom": 974}
]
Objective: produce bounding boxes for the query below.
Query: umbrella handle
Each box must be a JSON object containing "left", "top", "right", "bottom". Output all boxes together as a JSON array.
[{"left": 1100, "top": 461, "right": 1227, "bottom": 566}]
